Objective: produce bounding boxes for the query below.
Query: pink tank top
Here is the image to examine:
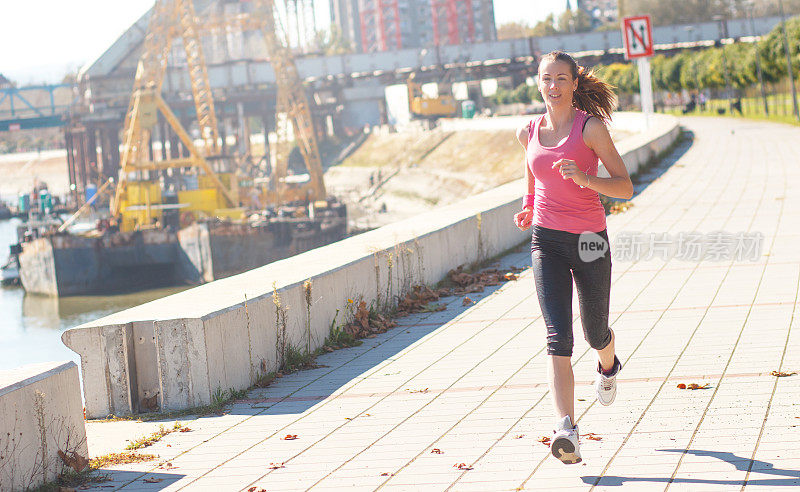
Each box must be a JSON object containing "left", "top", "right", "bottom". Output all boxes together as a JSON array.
[{"left": 526, "top": 109, "right": 607, "bottom": 234}]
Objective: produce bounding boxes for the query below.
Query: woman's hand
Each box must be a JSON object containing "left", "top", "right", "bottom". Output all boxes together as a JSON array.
[
  {"left": 514, "top": 208, "right": 533, "bottom": 231},
  {"left": 552, "top": 159, "right": 589, "bottom": 188}
]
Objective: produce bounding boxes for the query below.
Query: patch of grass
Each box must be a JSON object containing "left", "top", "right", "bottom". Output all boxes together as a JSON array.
[
  {"left": 253, "top": 370, "right": 278, "bottom": 388},
  {"left": 34, "top": 449, "right": 159, "bottom": 491},
  {"left": 125, "top": 422, "right": 187, "bottom": 450},
  {"left": 89, "top": 451, "right": 159, "bottom": 469},
  {"left": 662, "top": 96, "right": 800, "bottom": 127},
  {"left": 93, "top": 389, "right": 251, "bottom": 423},
  {"left": 324, "top": 313, "right": 363, "bottom": 349}
]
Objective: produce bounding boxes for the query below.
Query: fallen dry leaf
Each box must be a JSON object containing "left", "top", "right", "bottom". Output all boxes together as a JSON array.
[
  {"left": 582, "top": 433, "right": 602, "bottom": 441},
  {"left": 380, "top": 472, "right": 394, "bottom": 476},
  {"left": 608, "top": 201, "right": 634, "bottom": 214},
  {"left": 431, "top": 448, "right": 444, "bottom": 454},
  {"left": 409, "top": 388, "right": 429, "bottom": 394},
  {"left": 267, "top": 462, "right": 285, "bottom": 469},
  {"left": 179, "top": 427, "right": 192, "bottom": 433},
  {"left": 58, "top": 449, "right": 89, "bottom": 472},
  {"left": 513, "top": 434, "right": 525, "bottom": 439},
  {"left": 282, "top": 434, "right": 298, "bottom": 440},
  {"left": 771, "top": 370, "right": 797, "bottom": 377},
  {"left": 89, "top": 452, "right": 158, "bottom": 469},
  {"left": 677, "top": 383, "right": 710, "bottom": 390},
  {"left": 343, "top": 299, "right": 398, "bottom": 338},
  {"left": 453, "top": 463, "right": 473, "bottom": 470},
  {"left": 462, "top": 297, "right": 474, "bottom": 306},
  {"left": 537, "top": 436, "right": 551, "bottom": 446},
  {"left": 504, "top": 272, "right": 518, "bottom": 281}
]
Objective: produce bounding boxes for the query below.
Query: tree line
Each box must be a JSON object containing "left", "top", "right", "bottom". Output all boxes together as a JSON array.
[
  {"left": 498, "top": 0, "right": 800, "bottom": 40},
  {"left": 492, "top": 15, "right": 799, "bottom": 106},
  {"left": 595, "top": 15, "right": 800, "bottom": 94}
]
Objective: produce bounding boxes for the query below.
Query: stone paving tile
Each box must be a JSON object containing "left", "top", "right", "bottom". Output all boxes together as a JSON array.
[{"left": 80, "top": 117, "right": 800, "bottom": 491}]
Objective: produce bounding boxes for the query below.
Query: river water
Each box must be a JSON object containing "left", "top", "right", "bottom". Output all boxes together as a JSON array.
[{"left": 0, "top": 218, "right": 189, "bottom": 372}]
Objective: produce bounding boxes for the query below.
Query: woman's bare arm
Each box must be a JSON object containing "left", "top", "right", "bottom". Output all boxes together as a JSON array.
[
  {"left": 582, "top": 118, "right": 634, "bottom": 200},
  {"left": 516, "top": 123, "right": 535, "bottom": 201}
]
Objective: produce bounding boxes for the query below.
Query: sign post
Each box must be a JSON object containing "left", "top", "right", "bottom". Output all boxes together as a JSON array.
[{"left": 622, "top": 15, "right": 655, "bottom": 128}]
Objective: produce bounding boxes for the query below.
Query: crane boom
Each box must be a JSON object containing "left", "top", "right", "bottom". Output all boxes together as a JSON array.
[
  {"left": 253, "top": 0, "right": 326, "bottom": 201},
  {"left": 176, "top": 0, "right": 220, "bottom": 154}
]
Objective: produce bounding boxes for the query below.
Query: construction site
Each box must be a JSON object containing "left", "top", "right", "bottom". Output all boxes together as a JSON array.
[
  {"left": 3, "top": 0, "right": 785, "bottom": 298},
  {"left": 0, "top": 0, "right": 539, "bottom": 298}
]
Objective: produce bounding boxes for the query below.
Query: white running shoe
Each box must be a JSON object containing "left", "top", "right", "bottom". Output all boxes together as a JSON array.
[
  {"left": 551, "top": 415, "right": 582, "bottom": 464},
  {"left": 595, "top": 355, "right": 622, "bottom": 406}
]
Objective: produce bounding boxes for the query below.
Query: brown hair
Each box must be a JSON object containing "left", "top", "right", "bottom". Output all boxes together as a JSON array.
[{"left": 539, "top": 51, "right": 617, "bottom": 123}]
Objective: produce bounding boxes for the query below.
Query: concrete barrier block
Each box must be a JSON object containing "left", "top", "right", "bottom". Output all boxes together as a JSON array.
[
  {"left": 242, "top": 295, "right": 278, "bottom": 381},
  {"left": 61, "top": 324, "right": 135, "bottom": 419},
  {"left": 273, "top": 284, "right": 309, "bottom": 357},
  {"left": 307, "top": 269, "right": 351, "bottom": 346},
  {"left": 131, "top": 320, "right": 158, "bottom": 412},
  {"left": 104, "top": 324, "right": 135, "bottom": 417},
  {"left": 204, "top": 306, "right": 252, "bottom": 393},
  {"left": 154, "top": 318, "right": 211, "bottom": 411},
  {"left": 0, "top": 362, "right": 88, "bottom": 491}
]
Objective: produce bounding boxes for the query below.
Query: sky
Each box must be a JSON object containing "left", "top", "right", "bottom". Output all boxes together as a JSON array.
[{"left": 1, "top": 0, "right": 566, "bottom": 85}]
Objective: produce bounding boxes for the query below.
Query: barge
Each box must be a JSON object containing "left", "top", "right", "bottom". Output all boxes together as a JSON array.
[{"left": 19, "top": 199, "right": 347, "bottom": 296}]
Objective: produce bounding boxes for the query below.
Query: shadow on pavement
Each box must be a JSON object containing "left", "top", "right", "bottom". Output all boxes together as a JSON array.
[
  {"left": 581, "top": 448, "right": 800, "bottom": 487},
  {"left": 88, "top": 469, "right": 185, "bottom": 490},
  {"left": 628, "top": 129, "right": 695, "bottom": 201},
  {"left": 222, "top": 249, "right": 532, "bottom": 418}
]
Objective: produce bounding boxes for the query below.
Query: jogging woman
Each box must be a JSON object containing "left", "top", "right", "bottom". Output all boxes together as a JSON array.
[{"left": 513, "top": 51, "right": 634, "bottom": 465}]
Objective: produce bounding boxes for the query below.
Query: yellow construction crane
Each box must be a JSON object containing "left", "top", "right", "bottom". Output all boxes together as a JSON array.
[
  {"left": 112, "top": 0, "right": 236, "bottom": 229},
  {"left": 107, "top": 0, "right": 327, "bottom": 231},
  {"left": 252, "top": 0, "right": 326, "bottom": 204}
]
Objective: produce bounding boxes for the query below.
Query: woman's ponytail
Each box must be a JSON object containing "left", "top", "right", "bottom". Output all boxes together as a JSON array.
[{"left": 574, "top": 65, "right": 617, "bottom": 123}]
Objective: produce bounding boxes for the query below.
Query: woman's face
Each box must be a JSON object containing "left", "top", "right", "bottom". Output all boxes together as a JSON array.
[{"left": 538, "top": 59, "right": 578, "bottom": 107}]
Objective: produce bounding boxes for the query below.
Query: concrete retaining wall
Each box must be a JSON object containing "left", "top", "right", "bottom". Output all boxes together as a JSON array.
[
  {"left": 601, "top": 113, "right": 682, "bottom": 178},
  {"left": 63, "top": 112, "right": 680, "bottom": 419},
  {"left": 0, "top": 362, "right": 88, "bottom": 491}
]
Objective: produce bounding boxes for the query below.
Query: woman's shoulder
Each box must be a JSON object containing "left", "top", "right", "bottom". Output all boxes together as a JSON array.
[
  {"left": 581, "top": 112, "right": 611, "bottom": 149},
  {"left": 517, "top": 114, "right": 544, "bottom": 146}
]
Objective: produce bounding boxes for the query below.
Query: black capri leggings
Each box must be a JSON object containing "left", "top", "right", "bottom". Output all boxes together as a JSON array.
[{"left": 530, "top": 224, "right": 613, "bottom": 357}]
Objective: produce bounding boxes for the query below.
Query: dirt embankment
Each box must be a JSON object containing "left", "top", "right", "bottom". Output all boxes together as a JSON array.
[
  {"left": 326, "top": 117, "right": 633, "bottom": 232},
  {"left": 325, "top": 124, "right": 526, "bottom": 231}
]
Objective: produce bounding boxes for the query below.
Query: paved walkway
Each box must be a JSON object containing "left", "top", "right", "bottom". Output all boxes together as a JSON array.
[{"left": 84, "top": 117, "right": 800, "bottom": 491}]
